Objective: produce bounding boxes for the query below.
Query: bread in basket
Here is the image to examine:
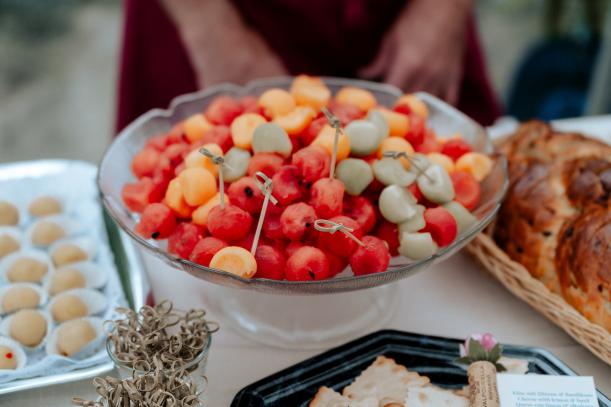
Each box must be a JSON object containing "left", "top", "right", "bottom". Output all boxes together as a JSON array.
[{"left": 467, "top": 120, "right": 611, "bottom": 364}]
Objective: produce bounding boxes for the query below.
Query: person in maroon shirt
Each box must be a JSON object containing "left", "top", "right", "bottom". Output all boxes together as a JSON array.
[{"left": 117, "top": 0, "right": 500, "bottom": 133}]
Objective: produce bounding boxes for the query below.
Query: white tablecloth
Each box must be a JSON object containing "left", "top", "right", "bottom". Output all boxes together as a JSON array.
[{"left": 6, "top": 252, "right": 610, "bottom": 406}]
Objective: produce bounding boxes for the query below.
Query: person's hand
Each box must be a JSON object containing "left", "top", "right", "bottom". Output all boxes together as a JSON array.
[
  {"left": 192, "top": 27, "right": 287, "bottom": 87},
  {"left": 162, "top": 0, "right": 287, "bottom": 88},
  {"left": 359, "top": 0, "right": 472, "bottom": 104}
]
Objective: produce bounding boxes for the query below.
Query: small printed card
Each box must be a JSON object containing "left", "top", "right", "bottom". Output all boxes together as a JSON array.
[{"left": 497, "top": 374, "right": 598, "bottom": 407}]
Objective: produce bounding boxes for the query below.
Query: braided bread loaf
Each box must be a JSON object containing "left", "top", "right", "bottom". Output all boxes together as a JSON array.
[{"left": 494, "top": 121, "right": 610, "bottom": 331}]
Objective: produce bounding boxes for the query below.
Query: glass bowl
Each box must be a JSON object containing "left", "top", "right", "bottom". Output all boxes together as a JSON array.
[{"left": 98, "top": 76, "right": 508, "bottom": 295}]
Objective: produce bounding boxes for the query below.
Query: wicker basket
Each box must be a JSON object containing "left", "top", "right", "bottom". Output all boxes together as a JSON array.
[{"left": 466, "top": 230, "right": 611, "bottom": 366}]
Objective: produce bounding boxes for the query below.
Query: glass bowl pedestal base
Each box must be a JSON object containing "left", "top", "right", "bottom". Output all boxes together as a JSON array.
[{"left": 206, "top": 283, "right": 399, "bottom": 350}]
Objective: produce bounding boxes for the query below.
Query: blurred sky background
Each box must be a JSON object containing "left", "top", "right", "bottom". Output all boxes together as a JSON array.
[{"left": 0, "top": 0, "right": 609, "bottom": 164}]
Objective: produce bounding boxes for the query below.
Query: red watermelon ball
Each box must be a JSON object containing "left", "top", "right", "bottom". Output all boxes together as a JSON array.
[
  {"left": 285, "top": 246, "right": 330, "bottom": 281},
  {"left": 349, "top": 236, "right": 391, "bottom": 276},
  {"left": 227, "top": 176, "right": 265, "bottom": 214},
  {"left": 131, "top": 147, "right": 163, "bottom": 179},
  {"left": 342, "top": 195, "right": 377, "bottom": 235},
  {"left": 205, "top": 96, "right": 243, "bottom": 126},
  {"left": 325, "top": 250, "right": 348, "bottom": 277},
  {"left": 207, "top": 204, "right": 253, "bottom": 243},
  {"left": 422, "top": 207, "right": 458, "bottom": 247},
  {"left": 291, "top": 145, "right": 330, "bottom": 184},
  {"left": 272, "top": 165, "right": 303, "bottom": 206},
  {"left": 280, "top": 202, "right": 317, "bottom": 241},
  {"left": 310, "top": 178, "right": 344, "bottom": 219},
  {"left": 317, "top": 215, "right": 362, "bottom": 258},
  {"left": 247, "top": 153, "right": 284, "bottom": 178},
  {"left": 441, "top": 139, "right": 472, "bottom": 161},
  {"left": 262, "top": 205, "right": 285, "bottom": 240},
  {"left": 168, "top": 222, "right": 205, "bottom": 259},
  {"left": 189, "top": 237, "right": 228, "bottom": 267},
  {"left": 122, "top": 176, "right": 166, "bottom": 213},
  {"left": 374, "top": 221, "right": 400, "bottom": 256},
  {"left": 135, "top": 203, "right": 176, "bottom": 239},
  {"left": 254, "top": 245, "right": 286, "bottom": 280}
]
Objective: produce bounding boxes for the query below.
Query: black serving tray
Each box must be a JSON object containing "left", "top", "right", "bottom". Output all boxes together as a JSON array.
[{"left": 231, "top": 329, "right": 610, "bottom": 406}]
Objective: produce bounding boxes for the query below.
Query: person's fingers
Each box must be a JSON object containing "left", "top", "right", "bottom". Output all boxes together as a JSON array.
[
  {"left": 444, "top": 76, "right": 460, "bottom": 105},
  {"left": 407, "top": 64, "right": 454, "bottom": 100},
  {"left": 384, "top": 46, "right": 439, "bottom": 92},
  {"left": 386, "top": 58, "right": 427, "bottom": 92},
  {"left": 417, "top": 73, "right": 444, "bottom": 98},
  {"left": 359, "top": 37, "right": 393, "bottom": 79},
  {"left": 384, "top": 57, "right": 410, "bottom": 90},
  {"left": 402, "top": 73, "right": 430, "bottom": 94},
  {"left": 429, "top": 66, "right": 461, "bottom": 104}
]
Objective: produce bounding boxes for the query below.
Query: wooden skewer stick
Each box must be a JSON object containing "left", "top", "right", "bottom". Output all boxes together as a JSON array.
[
  {"left": 321, "top": 106, "right": 342, "bottom": 179},
  {"left": 251, "top": 171, "right": 277, "bottom": 255},
  {"left": 382, "top": 150, "right": 434, "bottom": 182},
  {"left": 314, "top": 219, "right": 365, "bottom": 247},
  {"left": 200, "top": 148, "right": 228, "bottom": 209}
]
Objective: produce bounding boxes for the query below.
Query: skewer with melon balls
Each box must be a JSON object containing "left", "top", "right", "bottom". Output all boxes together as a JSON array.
[
  {"left": 230, "top": 123, "right": 293, "bottom": 280},
  {"left": 309, "top": 107, "right": 346, "bottom": 219},
  {"left": 208, "top": 170, "right": 286, "bottom": 280},
  {"left": 312, "top": 106, "right": 388, "bottom": 212},
  {"left": 196, "top": 148, "right": 254, "bottom": 278},
  {"left": 378, "top": 150, "right": 447, "bottom": 259},
  {"left": 199, "top": 148, "right": 252, "bottom": 245},
  {"left": 379, "top": 150, "right": 479, "bottom": 260},
  {"left": 249, "top": 172, "right": 287, "bottom": 280}
]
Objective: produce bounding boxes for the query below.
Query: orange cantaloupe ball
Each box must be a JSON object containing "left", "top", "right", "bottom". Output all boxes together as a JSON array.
[
  {"left": 292, "top": 75, "right": 325, "bottom": 89},
  {"left": 209, "top": 246, "right": 257, "bottom": 278},
  {"left": 184, "top": 143, "right": 223, "bottom": 176},
  {"left": 230, "top": 113, "right": 267, "bottom": 150},
  {"left": 183, "top": 114, "right": 213, "bottom": 142},
  {"left": 335, "top": 87, "right": 377, "bottom": 111},
  {"left": 292, "top": 86, "right": 331, "bottom": 111},
  {"left": 273, "top": 106, "right": 316, "bottom": 136},
  {"left": 191, "top": 193, "right": 230, "bottom": 227},
  {"left": 164, "top": 178, "right": 194, "bottom": 218},
  {"left": 312, "top": 124, "right": 350, "bottom": 161},
  {"left": 455, "top": 152, "right": 493, "bottom": 181},
  {"left": 178, "top": 167, "right": 217, "bottom": 207},
  {"left": 258, "top": 88, "right": 296, "bottom": 118},
  {"left": 290, "top": 76, "right": 331, "bottom": 111},
  {"left": 377, "top": 137, "right": 414, "bottom": 170},
  {"left": 372, "top": 107, "right": 409, "bottom": 137},
  {"left": 427, "top": 152, "right": 455, "bottom": 173},
  {"left": 395, "top": 94, "right": 429, "bottom": 119}
]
